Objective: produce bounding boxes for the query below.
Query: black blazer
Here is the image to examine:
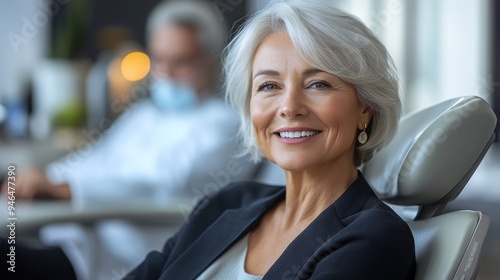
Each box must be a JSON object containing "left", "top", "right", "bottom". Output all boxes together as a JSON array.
[{"left": 125, "top": 172, "right": 416, "bottom": 279}]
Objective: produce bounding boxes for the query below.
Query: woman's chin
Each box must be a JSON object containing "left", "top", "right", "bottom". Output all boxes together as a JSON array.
[{"left": 274, "top": 158, "right": 312, "bottom": 172}]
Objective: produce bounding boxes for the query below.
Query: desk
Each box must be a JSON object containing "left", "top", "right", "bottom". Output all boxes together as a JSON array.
[
  {"left": 0, "top": 198, "right": 193, "bottom": 236},
  {"left": 0, "top": 139, "right": 67, "bottom": 172},
  {"left": 0, "top": 129, "right": 87, "bottom": 173}
]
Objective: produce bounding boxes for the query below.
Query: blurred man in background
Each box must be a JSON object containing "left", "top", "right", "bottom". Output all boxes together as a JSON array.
[
  {"left": 3, "top": 0, "right": 245, "bottom": 205},
  {"left": 1, "top": 1, "right": 255, "bottom": 279}
]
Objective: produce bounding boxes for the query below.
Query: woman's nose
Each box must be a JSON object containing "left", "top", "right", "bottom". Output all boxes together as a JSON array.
[{"left": 278, "top": 88, "right": 309, "bottom": 118}]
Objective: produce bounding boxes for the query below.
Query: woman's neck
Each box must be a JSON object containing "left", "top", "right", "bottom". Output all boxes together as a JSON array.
[{"left": 280, "top": 162, "right": 359, "bottom": 229}]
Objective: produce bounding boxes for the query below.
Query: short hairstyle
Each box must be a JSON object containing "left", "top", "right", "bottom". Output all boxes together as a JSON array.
[
  {"left": 223, "top": 0, "right": 401, "bottom": 166},
  {"left": 146, "top": 0, "right": 227, "bottom": 56}
]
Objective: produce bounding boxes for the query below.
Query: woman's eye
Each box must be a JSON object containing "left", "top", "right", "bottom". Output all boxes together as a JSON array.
[
  {"left": 310, "top": 81, "right": 330, "bottom": 89},
  {"left": 257, "top": 83, "right": 279, "bottom": 91}
]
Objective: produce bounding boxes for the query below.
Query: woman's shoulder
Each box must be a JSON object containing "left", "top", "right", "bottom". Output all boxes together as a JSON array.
[
  {"left": 335, "top": 174, "right": 413, "bottom": 240},
  {"left": 312, "top": 205, "right": 416, "bottom": 279},
  {"left": 332, "top": 179, "right": 414, "bottom": 248},
  {"left": 354, "top": 206, "right": 413, "bottom": 240},
  {"left": 335, "top": 199, "right": 415, "bottom": 263}
]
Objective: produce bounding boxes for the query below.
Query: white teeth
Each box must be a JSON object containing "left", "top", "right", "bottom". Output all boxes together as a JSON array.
[{"left": 279, "top": 131, "right": 319, "bottom": 138}]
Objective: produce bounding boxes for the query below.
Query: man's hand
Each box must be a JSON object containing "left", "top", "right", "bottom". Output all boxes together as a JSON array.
[{"left": 1, "top": 168, "right": 71, "bottom": 201}]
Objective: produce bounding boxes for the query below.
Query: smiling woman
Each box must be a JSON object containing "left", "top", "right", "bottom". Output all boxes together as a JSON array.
[{"left": 125, "top": 1, "right": 416, "bottom": 279}]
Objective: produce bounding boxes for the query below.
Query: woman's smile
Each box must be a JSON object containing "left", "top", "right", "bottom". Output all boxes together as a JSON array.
[{"left": 274, "top": 127, "right": 322, "bottom": 144}]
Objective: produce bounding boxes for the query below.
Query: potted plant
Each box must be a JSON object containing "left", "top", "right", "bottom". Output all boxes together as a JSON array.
[{"left": 31, "top": 0, "right": 90, "bottom": 139}]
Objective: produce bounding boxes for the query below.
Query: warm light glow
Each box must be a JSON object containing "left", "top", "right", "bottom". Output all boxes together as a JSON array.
[{"left": 121, "top": 51, "right": 150, "bottom": 81}]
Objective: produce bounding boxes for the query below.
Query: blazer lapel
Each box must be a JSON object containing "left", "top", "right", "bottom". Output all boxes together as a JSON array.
[
  {"left": 262, "top": 201, "right": 345, "bottom": 280},
  {"left": 160, "top": 188, "right": 286, "bottom": 280},
  {"left": 263, "top": 173, "right": 373, "bottom": 279}
]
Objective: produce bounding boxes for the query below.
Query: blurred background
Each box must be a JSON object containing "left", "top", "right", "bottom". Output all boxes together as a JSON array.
[{"left": 0, "top": 0, "right": 498, "bottom": 279}]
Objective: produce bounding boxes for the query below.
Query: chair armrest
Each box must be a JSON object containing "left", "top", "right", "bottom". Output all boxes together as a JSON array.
[
  {"left": 408, "top": 210, "right": 490, "bottom": 280},
  {"left": 454, "top": 211, "right": 490, "bottom": 280}
]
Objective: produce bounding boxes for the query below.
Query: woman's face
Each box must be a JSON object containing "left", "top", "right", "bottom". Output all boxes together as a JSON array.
[{"left": 250, "top": 32, "right": 372, "bottom": 171}]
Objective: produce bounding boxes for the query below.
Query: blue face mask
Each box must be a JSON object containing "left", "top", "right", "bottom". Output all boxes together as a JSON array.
[{"left": 150, "top": 79, "right": 198, "bottom": 112}]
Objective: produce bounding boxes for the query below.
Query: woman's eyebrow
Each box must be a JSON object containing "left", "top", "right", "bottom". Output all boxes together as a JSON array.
[
  {"left": 253, "top": 69, "right": 280, "bottom": 79},
  {"left": 303, "top": 68, "right": 325, "bottom": 76},
  {"left": 253, "top": 68, "right": 325, "bottom": 79}
]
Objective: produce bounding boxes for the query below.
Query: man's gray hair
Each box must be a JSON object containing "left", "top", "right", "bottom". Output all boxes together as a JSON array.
[{"left": 146, "top": 0, "right": 227, "bottom": 55}]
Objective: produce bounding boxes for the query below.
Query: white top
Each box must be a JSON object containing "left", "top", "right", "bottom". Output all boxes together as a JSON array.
[
  {"left": 197, "top": 234, "right": 263, "bottom": 280},
  {"left": 45, "top": 98, "right": 254, "bottom": 207}
]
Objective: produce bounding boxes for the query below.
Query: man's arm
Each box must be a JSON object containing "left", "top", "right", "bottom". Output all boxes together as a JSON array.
[{"left": 1, "top": 168, "right": 71, "bottom": 200}]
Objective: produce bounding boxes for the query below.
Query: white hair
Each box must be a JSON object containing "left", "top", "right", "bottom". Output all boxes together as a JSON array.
[
  {"left": 146, "top": 0, "right": 227, "bottom": 55},
  {"left": 223, "top": 0, "right": 401, "bottom": 165}
]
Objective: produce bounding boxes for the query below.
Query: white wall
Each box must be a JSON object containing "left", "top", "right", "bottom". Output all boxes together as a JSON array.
[{"left": 0, "top": 0, "right": 49, "bottom": 99}]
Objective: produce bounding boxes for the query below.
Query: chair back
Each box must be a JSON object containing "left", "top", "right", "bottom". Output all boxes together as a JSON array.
[{"left": 363, "top": 96, "right": 497, "bottom": 280}]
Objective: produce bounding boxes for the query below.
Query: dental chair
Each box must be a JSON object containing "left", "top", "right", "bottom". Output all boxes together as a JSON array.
[
  {"left": 256, "top": 95, "right": 496, "bottom": 280},
  {"left": 363, "top": 96, "right": 497, "bottom": 280}
]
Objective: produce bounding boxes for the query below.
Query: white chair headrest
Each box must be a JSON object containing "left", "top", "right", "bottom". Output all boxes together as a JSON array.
[{"left": 363, "top": 96, "right": 496, "bottom": 207}]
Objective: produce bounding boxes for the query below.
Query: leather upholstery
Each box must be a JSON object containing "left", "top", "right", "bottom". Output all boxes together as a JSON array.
[{"left": 363, "top": 96, "right": 496, "bottom": 210}]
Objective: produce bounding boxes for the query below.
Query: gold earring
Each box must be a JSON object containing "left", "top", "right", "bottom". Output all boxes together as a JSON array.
[{"left": 358, "top": 123, "right": 368, "bottom": 144}]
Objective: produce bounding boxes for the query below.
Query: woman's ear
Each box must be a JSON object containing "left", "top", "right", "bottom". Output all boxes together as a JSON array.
[{"left": 359, "top": 105, "right": 373, "bottom": 129}]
